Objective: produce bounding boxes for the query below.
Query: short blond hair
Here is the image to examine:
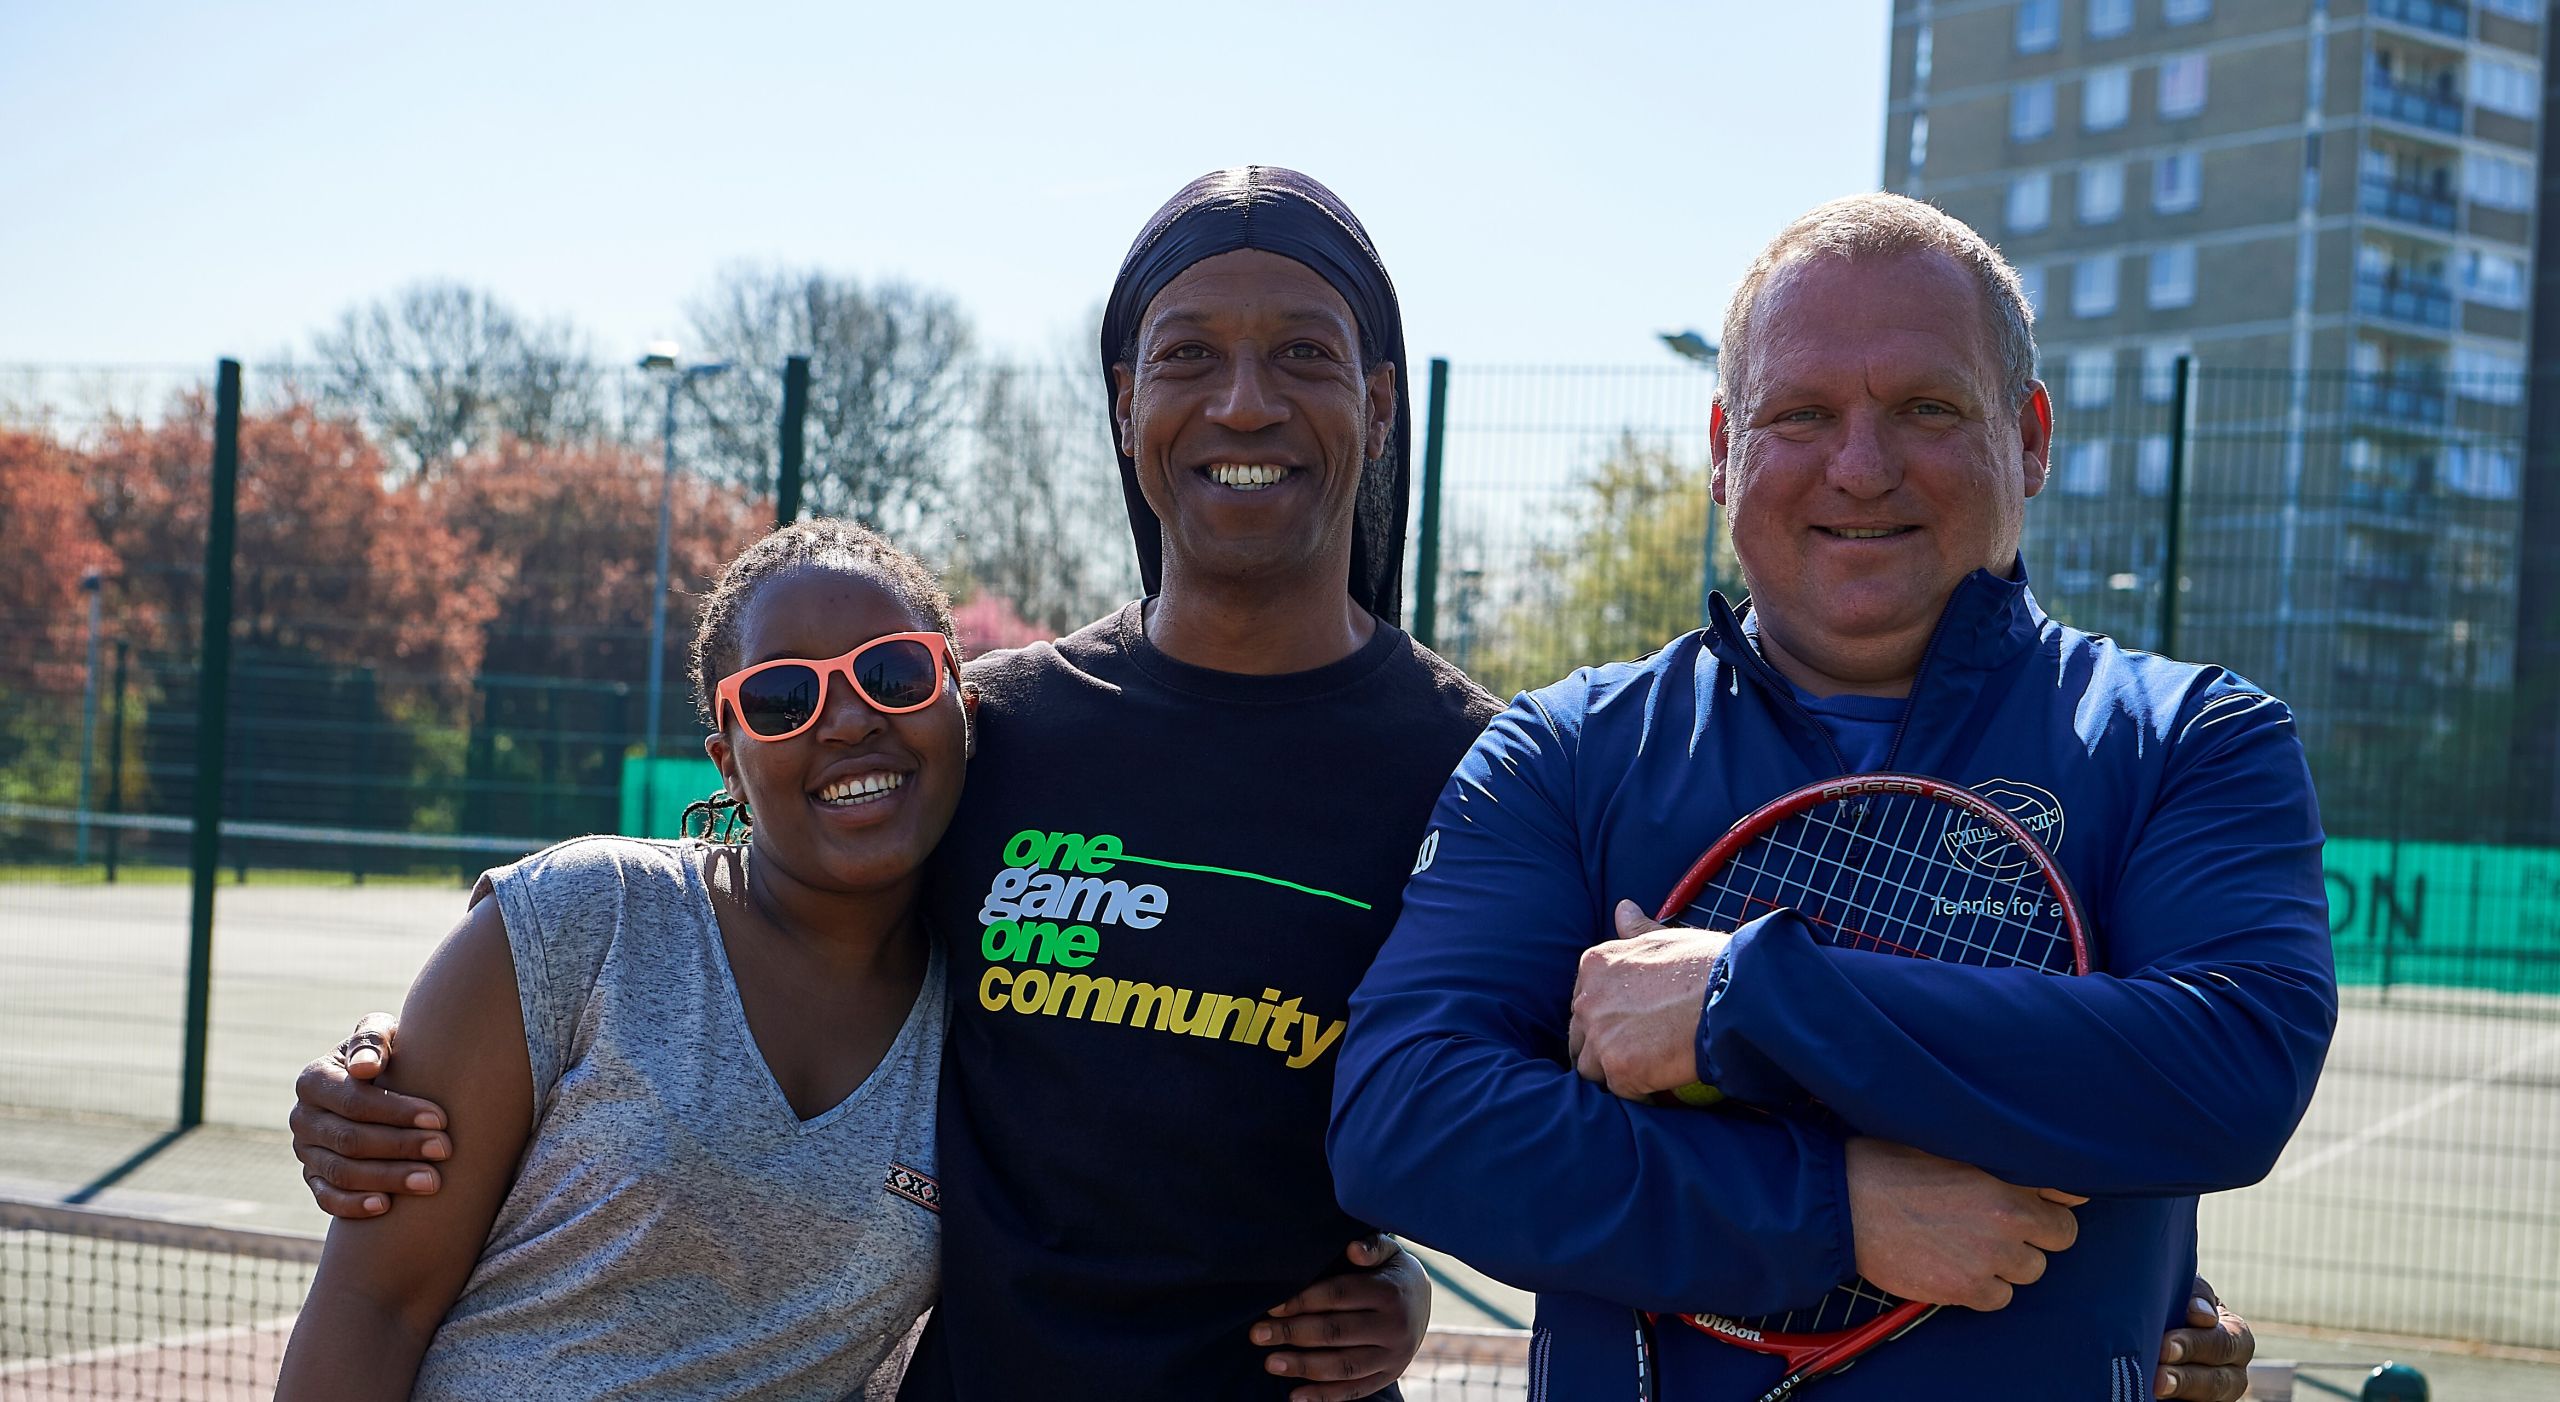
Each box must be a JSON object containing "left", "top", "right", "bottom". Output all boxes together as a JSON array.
[{"left": 1718, "top": 193, "right": 2037, "bottom": 414}]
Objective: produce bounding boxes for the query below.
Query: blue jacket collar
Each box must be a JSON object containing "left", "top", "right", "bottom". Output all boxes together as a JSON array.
[{"left": 1705, "top": 556, "right": 2049, "bottom": 691}]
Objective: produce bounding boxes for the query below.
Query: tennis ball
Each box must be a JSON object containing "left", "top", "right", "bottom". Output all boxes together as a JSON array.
[{"left": 1668, "top": 1081, "right": 1726, "bottom": 1108}]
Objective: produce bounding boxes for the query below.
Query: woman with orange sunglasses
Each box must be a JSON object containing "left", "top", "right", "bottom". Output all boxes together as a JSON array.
[{"left": 278, "top": 519, "right": 969, "bottom": 1401}]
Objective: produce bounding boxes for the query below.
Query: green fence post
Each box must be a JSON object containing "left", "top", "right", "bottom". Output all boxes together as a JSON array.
[
  {"left": 777, "top": 354, "right": 809, "bottom": 529},
  {"left": 1413, "top": 358, "right": 1449, "bottom": 648},
  {"left": 2158, "top": 353, "right": 2192, "bottom": 658},
  {"left": 181, "top": 359, "right": 243, "bottom": 1130},
  {"left": 349, "top": 666, "right": 378, "bottom": 884},
  {"left": 105, "top": 639, "right": 127, "bottom": 884}
]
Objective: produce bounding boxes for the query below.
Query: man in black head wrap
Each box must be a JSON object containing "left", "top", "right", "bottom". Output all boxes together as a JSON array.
[
  {"left": 869, "top": 165, "right": 1497, "bottom": 1399},
  {"left": 879, "top": 165, "right": 1497, "bottom": 1401}
]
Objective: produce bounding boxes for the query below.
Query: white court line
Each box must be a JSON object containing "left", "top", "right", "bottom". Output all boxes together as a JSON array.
[
  {"left": 0, "top": 1317, "right": 295, "bottom": 1378},
  {"left": 2268, "top": 1023, "right": 2560, "bottom": 1186}
]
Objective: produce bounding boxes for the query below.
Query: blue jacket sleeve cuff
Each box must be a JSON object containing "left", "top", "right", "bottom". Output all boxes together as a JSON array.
[
  {"left": 1690, "top": 943, "right": 1735, "bottom": 1088},
  {"left": 1699, "top": 909, "right": 1818, "bottom": 1106}
]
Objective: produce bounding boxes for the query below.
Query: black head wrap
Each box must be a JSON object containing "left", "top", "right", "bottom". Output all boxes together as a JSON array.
[{"left": 1099, "top": 166, "right": 1411, "bottom": 624}]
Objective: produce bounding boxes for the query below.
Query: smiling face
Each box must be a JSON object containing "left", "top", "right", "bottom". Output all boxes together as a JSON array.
[
  {"left": 1110, "top": 249, "right": 1396, "bottom": 593},
  {"left": 704, "top": 565, "right": 968, "bottom": 895},
  {"left": 1711, "top": 250, "right": 2053, "bottom": 694}
]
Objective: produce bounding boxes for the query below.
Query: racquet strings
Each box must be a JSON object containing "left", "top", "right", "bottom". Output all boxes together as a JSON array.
[{"left": 1681, "top": 792, "right": 2077, "bottom": 977}]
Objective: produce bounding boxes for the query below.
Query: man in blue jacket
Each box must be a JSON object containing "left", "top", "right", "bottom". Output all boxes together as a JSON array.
[{"left": 1329, "top": 193, "right": 2337, "bottom": 1400}]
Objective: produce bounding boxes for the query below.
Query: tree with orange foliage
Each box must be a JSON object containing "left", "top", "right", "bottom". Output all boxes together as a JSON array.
[
  {"left": 0, "top": 427, "right": 118, "bottom": 804},
  {"left": 433, "top": 437, "right": 769, "bottom": 835},
  {"left": 86, "top": 392, "right": 500, "bottom": 679},
  {"left": 82, "top": 392, "right": 503, "bottom": 829},
  {"left": 0, "top": 428, "right": 115, "bottom": 687}
]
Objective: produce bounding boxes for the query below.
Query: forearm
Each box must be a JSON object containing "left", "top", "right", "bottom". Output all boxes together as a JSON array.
[
  {"left": 273, "top": 1272, "right": 438, "bottom": 1402},
  {"left": 1333, "top": 997, "right": 1853, "bottom": 1313},
  {"left": 1705, "top": 918, "right": 2334, "bottom": 1193}
]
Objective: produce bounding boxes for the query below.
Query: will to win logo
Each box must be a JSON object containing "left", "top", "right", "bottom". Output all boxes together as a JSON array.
[{"left": 1942, "top": 778, "right": 2066, "bottom": 874}]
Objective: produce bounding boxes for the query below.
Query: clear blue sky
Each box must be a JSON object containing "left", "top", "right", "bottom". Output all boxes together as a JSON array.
[{"left": 0, "top": 2, "right": 1891, "bottom": 370}]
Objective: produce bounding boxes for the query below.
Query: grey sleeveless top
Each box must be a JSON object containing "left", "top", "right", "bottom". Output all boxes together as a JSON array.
[{"left": 412, "top": 836, "right": 944, "bottom": 1402}]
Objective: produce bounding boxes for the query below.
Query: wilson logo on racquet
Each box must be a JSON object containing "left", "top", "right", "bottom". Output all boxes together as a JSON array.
[{"left": 1944, "top": 778, "right": 2065, "bottom": 875}]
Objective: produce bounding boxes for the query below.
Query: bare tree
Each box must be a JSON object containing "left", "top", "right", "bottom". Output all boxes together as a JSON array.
[
  {"left": 306, "top": 282, "right": 605, "bottom": 481},
  {"left": 950, "top": 360, "right": 1133, "bottom": 633},
  {"left": 684, "top": 266, "right": 974, "bottom": 536}
]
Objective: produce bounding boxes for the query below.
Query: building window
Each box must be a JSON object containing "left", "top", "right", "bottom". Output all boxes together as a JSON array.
[
  {"left": 2441, "top": 444, "right": 2521, "bottom": 499},
  {"left": 2084, "top": 66, "right": 2133, "bottom": 130},
  {"left": 2066, "top": 349, "right": 2116, "bottom": 409},
  {"left": 2158, "top": 54, "right": 2208, "bottom": 119},
  {"left": 2138, "top": 434, "right": 2173, "bottom": 495},
  {"left": 1910, "top": 113, "right": 1930, "bottom": 171},
  {"left": 1915, "top": 24, "right": 1933, "bottom": 85},
  {"left": 2078, "top": 161, "right": 2126, "bottom": 224},
  {"left": 2461, "top": 249, "right": 2526, "bottom": 308},
  {"left": 2074, "top": 257, "right": 2121, "bottom": 317},
  {"left": 2164, "top": 0, "right": 2213, "bottom": 25},
  {"left": 2470, "top": 56, "right": 2538, "bottom": 120},
  {"left": 2018, "top": 262, "right": 2047, "bottom": 315},
  {"left": 2465, "top": 151, "right": 2535, "bottom": 210},
  {"left": 2142, "top": 342, "right": 2191, "bottom": 402},
  {"left": 2453, "top": 345, "right": 2525, "bottom": 403},
  {"left": 2479, "top": 0, "right": 2539, "bottom": 17},
  {"left": 2153, "top": 150, "right": 2201, "bottom": 212},
  {"left": 2089, "top": 0, "right": 2135, "bottom": 38},
  {"left": 2062, "top": 440, "right": 2113, "bottom": 495},
  {"left": 2148, "top": 244, "right": 2198, "bottom": 308},
  {"left": 2008, "top": 172, "right": 2053, "bottom": 232},
  {"left": 2013, "top": 80, "right": 2057, "bottom": 140},
  {"left": 2016, "top": 0, "right": 2060, "bottom": 53}
]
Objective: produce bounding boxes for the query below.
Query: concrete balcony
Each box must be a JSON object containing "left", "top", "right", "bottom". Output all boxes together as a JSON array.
[
  {"left": 2359, "top": 175, "right": 2458, "bottom": 230},
  {"left": 2354, "top": 273, "right": 2455, "bottom": 328},
  {"left": 2372, "top": 0, "right": 2470, "bottom": 39},
  {"left": 2366, "top": 79, "right": 2465, "bottom": 135},
  {"left": 2349, "top": 376, "right": 2449, "bottom": 427}
]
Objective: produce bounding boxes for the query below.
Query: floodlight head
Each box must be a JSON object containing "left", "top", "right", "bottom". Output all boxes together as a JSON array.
[
  {"left": 1659, "top": 329, "right": 1718, "bottom": 364},
  {"left": 639, "top": 340, "right": 681, "bottom": 373}
]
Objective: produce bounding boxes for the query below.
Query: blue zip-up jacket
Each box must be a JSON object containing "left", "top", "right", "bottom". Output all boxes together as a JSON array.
[{"left": 1330, "top": 568, "right": 2336, "bottom": 1401}]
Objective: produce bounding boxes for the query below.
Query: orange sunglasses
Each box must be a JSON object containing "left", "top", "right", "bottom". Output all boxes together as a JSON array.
[{"left": 714, "top": 631, "right": 955, "bottom": 742}]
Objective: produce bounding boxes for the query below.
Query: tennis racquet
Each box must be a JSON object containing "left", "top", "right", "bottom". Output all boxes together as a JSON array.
[{"left": 1632, "top": 773, "right": 2090, "bottom": 1402}]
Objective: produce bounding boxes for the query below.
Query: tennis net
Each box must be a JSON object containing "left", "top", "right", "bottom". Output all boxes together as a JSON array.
[
  {"left": 1405, "top": 1327, "right": 1532, "bottom": 1400},
  {"left": 0, "top": 1198, "right": 319, "bottom": 1401}
]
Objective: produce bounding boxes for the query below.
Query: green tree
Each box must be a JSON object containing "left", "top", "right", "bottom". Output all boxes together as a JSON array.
[{"left": 1470, "top": 434, "right": 1731, "bottom": 698}]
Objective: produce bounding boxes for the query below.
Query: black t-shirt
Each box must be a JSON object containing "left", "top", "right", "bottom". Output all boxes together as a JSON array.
[{"left": 897, "top": 602, "right": 1499, "bottom": 1401}]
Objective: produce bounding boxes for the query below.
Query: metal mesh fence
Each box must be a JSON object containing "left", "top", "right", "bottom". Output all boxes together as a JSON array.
[{"left": 2, "top": 358, "right": 2555, "bottom": 1352}]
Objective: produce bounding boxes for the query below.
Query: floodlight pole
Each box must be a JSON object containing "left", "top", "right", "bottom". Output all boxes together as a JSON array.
[
  {"left": 1660, "top": 330, "right": 1722, "bottom": 630},
  {"left": 640, "top": 351, "right": 727, "bottom": 835}
]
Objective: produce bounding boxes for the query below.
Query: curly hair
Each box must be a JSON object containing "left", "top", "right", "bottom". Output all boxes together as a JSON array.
[{"left": 680, "top": 517, "right": 959, "bottom": 842}]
